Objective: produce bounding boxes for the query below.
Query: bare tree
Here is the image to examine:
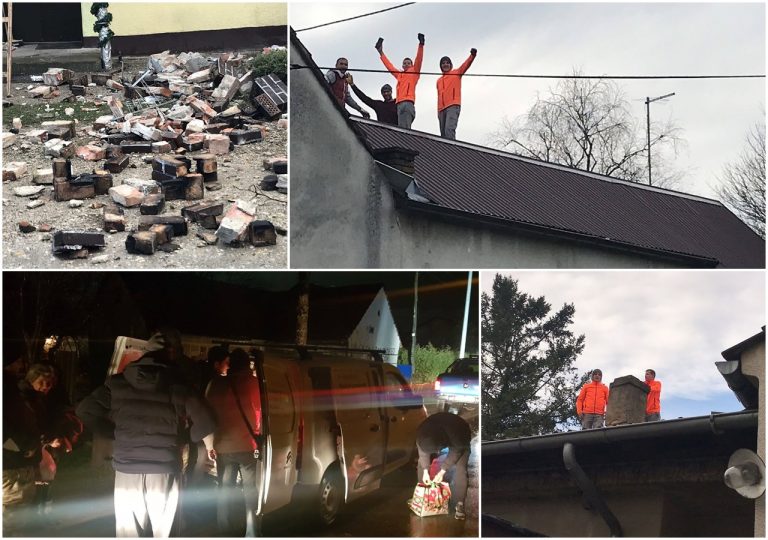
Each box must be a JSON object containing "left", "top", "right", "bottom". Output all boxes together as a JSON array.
[
  {"left": 717, "top": 120, "right": 765, "bottom": 238},
  {"left": 488, "top": 71, "right": 685, "bottom": 188}
]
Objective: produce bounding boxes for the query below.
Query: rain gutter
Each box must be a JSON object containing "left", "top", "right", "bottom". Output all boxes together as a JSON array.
[{"left": 483, "top": 411, "right": 758, "bottom": 457}]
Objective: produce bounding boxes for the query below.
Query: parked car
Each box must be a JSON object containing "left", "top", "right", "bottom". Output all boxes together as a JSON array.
[
  {"left": 434, "top": 357, "right": 480, "bottom": 413},
  {"left": 240, "top": 344, "right": 427, "bottom": 525}
]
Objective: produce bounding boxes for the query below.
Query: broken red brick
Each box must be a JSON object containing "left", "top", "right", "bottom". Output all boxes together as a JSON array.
[
  {"left": 18, "top": 220, "right": 36, "bottom": 233},
  {"left": 76, "top": 144, "right": 107, "bottom": 161}
]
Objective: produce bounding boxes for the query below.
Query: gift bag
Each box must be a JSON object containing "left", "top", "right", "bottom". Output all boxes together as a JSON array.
[{"left": 409, "top": 481, "right": 451, "bottom": 517}]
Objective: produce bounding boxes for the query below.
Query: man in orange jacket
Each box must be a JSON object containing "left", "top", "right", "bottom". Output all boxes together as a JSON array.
[
  {"left": 376, "top": 34, "right": 424, "bottom": 129},
  {"left": 644, "top": 369, "right": 662, "bottom": 422},
  {"left": 575, "top": 369, "right": 609, "bottom": 430},
  {"left": 436, "top": 48, "right": 477, "bottom": 140}
]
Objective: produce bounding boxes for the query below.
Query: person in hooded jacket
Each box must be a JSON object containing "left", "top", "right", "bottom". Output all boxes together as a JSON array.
[
  {"left": 3, "top": 361, "right": 82, "bottom": 524},
  {"left": 76, "top": 351, "right": 215, "bottom": 538},
  {"left": 436, "top": 48, "right": 477, "bottom": 139},
  {"left": 205, "top": 348, "right": 263, "bottom": 537},
  {"left": 644, "top": 369, "right": 662, "bottom": 422},
  {"left": 416, "top": 412, "right": 472, "bottom": 521},
  {"left": 376, "top": 34, "right": 425, "bottom": 129},
  {"left": 576, "top": 369, "right": 610, "bottom": 429}
]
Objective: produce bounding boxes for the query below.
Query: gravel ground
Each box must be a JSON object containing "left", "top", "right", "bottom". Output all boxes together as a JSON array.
[{"left": 2, "top": 88, "right": 288, "bottom": 269}]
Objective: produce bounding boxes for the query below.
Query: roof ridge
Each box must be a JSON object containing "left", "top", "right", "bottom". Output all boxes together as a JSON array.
[{"left": 352, "top": 117, "right": 721, "bottom": 206}]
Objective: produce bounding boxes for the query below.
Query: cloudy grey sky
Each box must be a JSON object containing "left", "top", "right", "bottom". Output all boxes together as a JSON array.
[
  {"left": 291, "top": 2, "right": 765, "bottom": 199},
  {"left": 480, "top": 270, "right": 765, "bottom": 419}
]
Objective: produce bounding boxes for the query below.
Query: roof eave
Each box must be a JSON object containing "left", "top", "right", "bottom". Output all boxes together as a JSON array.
[
  {"left": 482, "top": 410, "right": 758, "bottom": 457},
  {"left": 393, "top": 195, "right": 720, "bottom": 268}
]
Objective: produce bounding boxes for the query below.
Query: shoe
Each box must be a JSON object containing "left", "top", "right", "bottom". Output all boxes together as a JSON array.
[{"left": 454, "top": 502, "right": 465, "bottom": 520}]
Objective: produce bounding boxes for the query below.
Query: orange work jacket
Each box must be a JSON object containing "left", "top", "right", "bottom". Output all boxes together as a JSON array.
[
  {"left": 379, "top": 44, "right": 424, "bottom": 104},
  {"left": 645, "top": 380, "right": 661, "bottom": 414},
  {"left": 576, "top": 381, "right": 609, "bottom": 416},
  {"left": 436, "top": 53, "right": 476, "bottom": 112}
]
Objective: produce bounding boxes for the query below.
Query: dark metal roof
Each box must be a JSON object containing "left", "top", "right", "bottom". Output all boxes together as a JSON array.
[{"left": 353, "top": 119, "right": 765, "bottom": 268}]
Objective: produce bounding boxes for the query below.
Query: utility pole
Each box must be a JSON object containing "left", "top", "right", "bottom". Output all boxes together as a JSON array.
[
  {"left": 645, "top": 92, "right": 675, "bottom": 186},
  {"left": 408, "top": 272, "right": 419, "bottom": 366},
  {"left": 459, "top": 271, "right": 473, "bottom": 358}
]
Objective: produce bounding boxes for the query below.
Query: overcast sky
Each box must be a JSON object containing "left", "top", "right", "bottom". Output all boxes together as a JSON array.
[
  {"left": 291, "top": 2, "right": 765, "bottom": 199},
  {"left": 480, "top": 270, "right": 765, "bottom": 419}
]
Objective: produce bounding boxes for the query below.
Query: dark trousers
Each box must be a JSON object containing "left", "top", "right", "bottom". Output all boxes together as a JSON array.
[
  {"left": 416, "top": 445, "right": 469, "bottom": 505},
  {"left": 216, "top": 452, "right": 262, "bottom": 537}
]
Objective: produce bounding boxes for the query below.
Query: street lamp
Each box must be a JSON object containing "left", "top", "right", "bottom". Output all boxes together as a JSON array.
[{"left": 645, "top": 92, "right": 675, "bottom": 186}]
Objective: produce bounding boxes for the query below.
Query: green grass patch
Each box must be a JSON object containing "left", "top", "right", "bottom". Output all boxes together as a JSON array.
[{"left": 3, "top": 101, "right": 111, "bottom": 129}]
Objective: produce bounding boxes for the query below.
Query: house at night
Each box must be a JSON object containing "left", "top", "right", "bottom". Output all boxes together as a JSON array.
[
  {"left": 290, "top": 30, "right": 765, "bottom": 269},
  {"left": 482, "top": 327, "right": 766, "bottom": 537},
  {"left": 179, "top": 285, "right": 403, "bottom": 365}
]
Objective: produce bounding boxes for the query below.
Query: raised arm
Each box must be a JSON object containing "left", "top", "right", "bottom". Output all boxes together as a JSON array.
[
  {"left": 351, "top": 83, "right": 377, "bottom": 109},
  {"left": 413, "top": 35, "right": 425, "bottom": 74},
  {"left": 456, "top": 49, "right": 477, "bottom": 75}
]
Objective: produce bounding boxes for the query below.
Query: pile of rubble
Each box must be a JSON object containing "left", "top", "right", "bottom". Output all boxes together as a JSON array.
[{"left": 2, "top": 49, "right": 289, "bottom": 263}]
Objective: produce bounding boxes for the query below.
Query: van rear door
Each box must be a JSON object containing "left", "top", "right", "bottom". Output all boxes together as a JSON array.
[
  {"left": 258, "top": 358, "right": 300, "bottom": 514},
  {"left": 331, "top": 365, "right": 386, "bottom": 502}
]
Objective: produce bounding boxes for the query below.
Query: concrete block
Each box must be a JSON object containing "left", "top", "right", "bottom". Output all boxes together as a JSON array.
[
  {"left": 33, "top": 168, "right": 55, "bottom": 185},
  {"left": 2, "top": 132, "right": 17, "bottom": 148},
  {"left": 123, "top": 177, "right": 161, "bottom": 196},
  {"left": 42, "top": 120, "right": 76, "bottom": 139},
  {"left": 44, "top": 139, "right": 75, "bottom": 158},
  {"left": 14, "top": 185, "right": 46, "bottom": 197},
  {"left": 42, "top": 68, "right": 74, "bottom": 86},
  {"left": 211, "top": 74, "right": 241, "bottom": 102}
]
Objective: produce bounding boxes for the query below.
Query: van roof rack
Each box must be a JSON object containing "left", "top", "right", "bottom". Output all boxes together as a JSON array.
[{"left": 210, "top": 340, "right": 387, "bottom": 363}]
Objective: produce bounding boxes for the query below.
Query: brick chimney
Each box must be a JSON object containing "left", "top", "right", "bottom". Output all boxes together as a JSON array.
[
  {"left": 605, "top": 375, "right": 649, "bottom": 426},
  {"left": 372, "top": 147, "right": 419, "bottom": 176}
]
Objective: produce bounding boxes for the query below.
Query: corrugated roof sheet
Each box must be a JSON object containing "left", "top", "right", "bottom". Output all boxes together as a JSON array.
[{"left": 353, "top": 119, "right": 765, "bottom": 268}]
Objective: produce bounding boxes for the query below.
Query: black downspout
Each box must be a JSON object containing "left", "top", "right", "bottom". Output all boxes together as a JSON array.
[{"left": 563, "top": 442, "right": 623, "bottom": 537}]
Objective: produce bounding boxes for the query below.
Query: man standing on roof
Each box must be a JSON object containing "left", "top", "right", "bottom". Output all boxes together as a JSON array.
[
  {"left": 376, "top": 33, "right": 424, "bottom": 129},
  {"left": 325, "top": 57, "right": 370, "bottom": 119},
  {"left": 644, "top": 369, "right": 662, "bottom": 422},
  {"left": 436, "top": 48, "right": 477, "bottom": 140},
  {"left": 348, "top": 75, "right": 398, "bottom": 126},
  {"left": 576, "top": 369, "right": 609, "bottom": 430}
]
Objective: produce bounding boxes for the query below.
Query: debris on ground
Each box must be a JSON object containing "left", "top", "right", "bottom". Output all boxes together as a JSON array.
[{"left": 3, "top": 49, "right": 288, "bottom": 268}]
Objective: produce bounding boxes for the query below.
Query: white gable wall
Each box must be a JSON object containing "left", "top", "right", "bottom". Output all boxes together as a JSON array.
[{"left": 347, "top": 288, "right": 401, "bottom": 364}]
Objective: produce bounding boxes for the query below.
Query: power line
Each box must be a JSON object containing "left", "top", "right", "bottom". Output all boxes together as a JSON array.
[
  {"left": 294, "top": 3, "right": 416, "bottom": 33},
  {"left": 291, "top": 64, "right": 765, "bottom": 80}
]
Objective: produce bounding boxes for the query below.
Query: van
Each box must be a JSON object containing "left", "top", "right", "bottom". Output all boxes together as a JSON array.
[{"left": 223, "top": 343, "right": 427, "bottom": 525}]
